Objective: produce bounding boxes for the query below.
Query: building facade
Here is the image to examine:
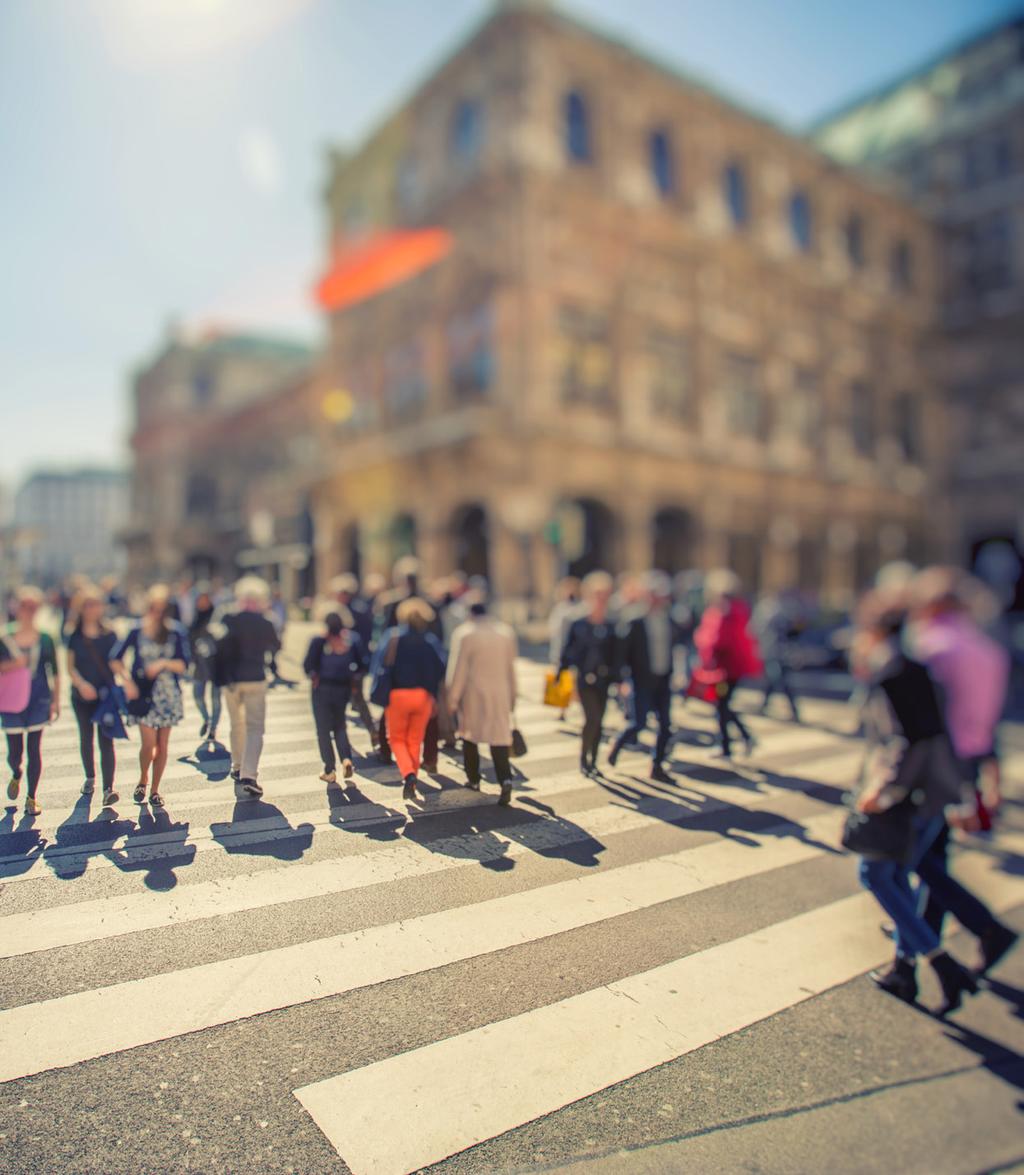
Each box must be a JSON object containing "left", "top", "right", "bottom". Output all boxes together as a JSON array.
[
  {"left": 14, "top": 469, "right": 129, "bottom": 586},
  {"left": 310, "top": 1, "right": 947, "bottom": 607},
  {"left": 814, "top": 14, "right": 1024, "bottom": 606},
  {"left": 123, "top": 327, "right": 316, "bottom": 589}
]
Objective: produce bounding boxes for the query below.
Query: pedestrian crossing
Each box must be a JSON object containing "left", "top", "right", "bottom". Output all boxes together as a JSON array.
[{"left": 1, "top": 650, "right": 1021, "bottom": 1175}]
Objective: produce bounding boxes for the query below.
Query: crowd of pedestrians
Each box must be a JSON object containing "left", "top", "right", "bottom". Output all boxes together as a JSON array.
[{"left": 0, "top": 553, "right": 1018, "bottom": 1017}]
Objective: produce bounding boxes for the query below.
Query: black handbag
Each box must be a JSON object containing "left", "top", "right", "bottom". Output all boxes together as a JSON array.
[
  {"left": 841, "top": 797, "right": 915, "bottom": 863},
  {"left": 510, "top": 727, "right": 527, "bottom": 758}
]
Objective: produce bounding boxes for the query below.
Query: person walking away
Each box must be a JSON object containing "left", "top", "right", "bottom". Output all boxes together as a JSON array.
[
  {"left": 447, "top": 599, "right": 518, "bottom": 805},
  {"left": 65, "top": 583, "right": 120, "bottom": 805},
  {"left": 375, "top": 558, "right": 444, "bottom": 769},
  {"left": 304, "top": 609, "right": 368, "bottom": 784},
  {"left": 907, "top": 566, "right": 1017, "bottom": 976},
  {"left": 375, "top": 598, "right": 446, "bottom": 802},
  {"left": 848, "top": 591, "right": 979, "bottom": 1016},
  {"left": 217, "top": 576, "right": 280, "bottom": 798},
  {"left": 3, "top": 587, "right": 59, "bottom": 816},
  {"left": 547, "top": 577, "right": 582, "bottom": 722},
  {"left": 690, "top": 570, "right": 762, "bottom": 759},
  {"left": 110, "top": 584, "right": 188, "bottom": 809},
  {"left": 753, "top": 592, "right": 802, "bottom": 722},
  {"left": 558, "top": 571, "right": 617, "bottom": 777},
  {"left": 330, "top": 574, "right": 378, "bottom": 751},
  {"left": 608, "top": 571, "right": 682, "bottom": 782},
  {"left": 189, "top": 583, "right": 221, "bottom": 744}
]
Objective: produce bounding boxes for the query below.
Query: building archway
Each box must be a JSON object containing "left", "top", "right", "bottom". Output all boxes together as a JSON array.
[
  {"left": 451, "top": 503, "right": 490, "bottom": 581},
  {"left": 652, "top": 507, "right": 695, "bottom": 574},
  {"left": 563, "top": 497, "right": 617, "bottom": 579},
  {"left": 389, "top": 513, "right": 417, "bottom": 565}
]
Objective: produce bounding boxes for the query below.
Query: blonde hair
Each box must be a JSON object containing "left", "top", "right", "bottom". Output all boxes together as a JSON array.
[
  {"left": 582, "top": 570, "right": 614, "bottom": 597},
  {"left": 396, "top": 596, "right": 435, "bottom": 629},
  {"left": 704, "top": 568, "right": 741, "bottom": 602},
  {"left": 15, "top": 585, "right": 44, "bottom": 608},
  {"left": 234, "top": 576, "right": 271, "bottom": 608}
]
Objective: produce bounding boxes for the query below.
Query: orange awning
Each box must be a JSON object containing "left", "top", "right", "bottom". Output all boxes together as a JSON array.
[{"left": 315, "top": 228, "right": 453, "bottom": 312}]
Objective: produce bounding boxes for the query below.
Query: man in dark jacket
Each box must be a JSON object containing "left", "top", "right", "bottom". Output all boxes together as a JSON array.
[
  {"left": 608, "top": 571, "right": 683, "bottom": 782},
  {"left": 331, "top": 573, "right": 378, "bottom": 750},
  {"left": 217, "top": 577, "right": 281, "bottom": 798}
]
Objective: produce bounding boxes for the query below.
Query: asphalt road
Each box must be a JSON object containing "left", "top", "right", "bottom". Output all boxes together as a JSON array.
[{"left": 0, "top": 626, "right": 1021, "bottom": 1175}]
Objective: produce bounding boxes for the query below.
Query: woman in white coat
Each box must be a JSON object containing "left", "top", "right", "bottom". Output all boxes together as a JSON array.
[{"left": 446, "top": 600, "right": 518, "bottom": 806}]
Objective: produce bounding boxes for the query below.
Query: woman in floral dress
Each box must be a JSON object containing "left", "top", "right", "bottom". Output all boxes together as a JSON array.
[{"left": 111, "top": 585, "right": 189, "bottom": 807}]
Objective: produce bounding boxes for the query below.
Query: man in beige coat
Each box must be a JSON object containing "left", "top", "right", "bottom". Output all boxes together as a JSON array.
[{"left": 446, "top": 600, "right": 518, "bottom": 806}]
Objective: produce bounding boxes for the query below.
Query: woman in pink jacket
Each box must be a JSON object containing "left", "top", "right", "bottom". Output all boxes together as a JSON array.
[{"left": 690, "top": 570, "right": 763, "bottom": 759}]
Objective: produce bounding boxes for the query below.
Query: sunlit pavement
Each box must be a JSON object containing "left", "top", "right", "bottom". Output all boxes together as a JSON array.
[{"left": 0, "top": 625, "right": 1021, "bottom": 1175}]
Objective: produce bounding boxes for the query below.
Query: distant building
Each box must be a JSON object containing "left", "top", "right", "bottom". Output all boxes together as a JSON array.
[
  {"left": 813, "top": 13, "right": 1024, "bottom": 606},
  {"left": 122, "top": 327, "right": 317, "bottom": 590},
  {"left": 309, "top": 1, "right": 948, "bottom": 606},
  {"left": 14, "top": 469, "right": 129, "bottom": 586}
]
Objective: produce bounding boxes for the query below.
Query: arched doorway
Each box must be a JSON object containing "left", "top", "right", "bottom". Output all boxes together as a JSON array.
[
  {"left": 563, "top": 497, "right": 617, "bottom": 579},
  {"left": 340, "top": 522, "right": 362, "bottom": 582},
  {"left": 451, "top": 503, "right": 490, "bottom": 580},
  {"left": 389, "top": 513, "right": 417, "bottom": 565},
  {"left": 652, "top": 507, "right": 695, "bottom": 574}
]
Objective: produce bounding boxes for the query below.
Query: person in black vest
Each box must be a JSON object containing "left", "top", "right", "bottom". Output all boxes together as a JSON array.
[
  {"left": 608, "top": 571, "right": 682, "bottom": 782},
  {"left": 303, "top": 609, "right": 369, "bottom": 784},
  {"left": 65, "top": 583, "right": 120, "bottom": 806},
  {"left": 558, "top": 571, "right": 617, "bottom": 777},
  {"left": 217, "top": 577, "right": 280, "bottom": 798}
]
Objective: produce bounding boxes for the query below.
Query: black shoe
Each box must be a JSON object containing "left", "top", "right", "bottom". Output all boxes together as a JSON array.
[
  {"left": 378, "top": 750, "right": 393, "bottom": 765},
  {"left": 230, "top": 768, "right": 241, "bottom": 782},
  {"left": 498, "top": 783, "right": 512, "bottom": 807},
  {"left": 977, "top": 923, "right": 1019, "bottom": 977},
  {"left": 402, "top": 774, "right": 419, "bottom": 801},
  {"left": 199, "top": 720, "right": 209, "bottom": 740},
  {"left": 607, "top": 743, "right": 620, "bottom": 768},
  {"left": 930, "top": 951, "right": 979, "bottom": 1018},
  {"left": 422, "top": 760, "right": 438, "bottom": 775},
  {"left": 240, "top": 778, "right": 263, "bottom": 798},
  {"left": 465, "top": 778, "right": 481, "bottom": 791},
  {"left": 870, "top": 956, "right": 917, "bottom": 1004},
  {"left": 580, "top": 761, "right": 592, "bottom": 777},
  {"left": 650, "top": 764, "right": 672, "bottom": 784}
]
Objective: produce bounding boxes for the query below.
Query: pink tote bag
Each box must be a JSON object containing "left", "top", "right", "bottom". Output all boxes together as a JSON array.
[{"left": 0, "top": 665, "right": 31, "bottom": 715}]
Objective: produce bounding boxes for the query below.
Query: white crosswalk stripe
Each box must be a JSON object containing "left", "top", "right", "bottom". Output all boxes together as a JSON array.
[{"left": 1, "top": 653, "right": 1020, "bottom": 1175}]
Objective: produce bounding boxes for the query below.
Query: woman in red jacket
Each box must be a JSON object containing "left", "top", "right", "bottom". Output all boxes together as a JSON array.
[{"left": 691, "top": 570, "right": 763, "bottom": 759}]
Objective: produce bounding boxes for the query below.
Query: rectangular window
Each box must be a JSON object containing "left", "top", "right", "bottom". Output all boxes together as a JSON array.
[
  {"left": 787, "top": 366, "right": 821, "bottom": 448},
  {"left": 558, "top": 305, "right": 612, "bottom": 407},
  {"left": 448, "top": 302, "right": 494, "bottom": 402},
  {"left": 849, "top": 381, "right": 874, "bottom": 456},
  {"left": 894, "top": 392, "right": 920, "bottom": 462},
  {"left": 723, "top": 353, "right": 765, "bottom": 439},
  {"left": 967, "top": 211, "right": 1014, "bottom": 293},
  {"left": 646, "top": 331, "right": 690, "bottom": 419},
  {"left": 384, "top": 339, "right": 426, "bottom": 418}
]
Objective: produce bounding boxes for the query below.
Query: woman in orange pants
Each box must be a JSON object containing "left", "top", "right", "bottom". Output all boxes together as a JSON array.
[{"left": 378, "top": 597, "right": 447, "bottom": 801}]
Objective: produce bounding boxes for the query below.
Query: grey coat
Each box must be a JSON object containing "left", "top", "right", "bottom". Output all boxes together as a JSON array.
[{"left": 446, "top": 617, "right": 518, "bottom": 747}]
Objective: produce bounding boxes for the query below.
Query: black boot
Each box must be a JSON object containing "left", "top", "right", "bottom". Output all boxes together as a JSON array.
[
  {"left": 977, "top": 923, "right": 1019, "bottom": 978},
  {"left": 498, "top": 783, "right": 512, "bottom": 807},
  {"left": 929, "top": 951, "right": 979, "bottom": 1018},
  {"left": 870, "top": 956, "right": 917, "bottom": 1004},
  {"left": 402, "top": 774, "right": 419, "bottom": 801}
]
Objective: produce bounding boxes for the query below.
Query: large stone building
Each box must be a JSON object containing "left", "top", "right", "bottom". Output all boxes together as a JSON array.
[
  {"left": 14, "top": 469, "right": 129, "bottom": 586},
  {"left": 123, "top": 327, "right": 316, "bottom": 589},
  {"left": 309, "top": 0, "right": 947, "bottom": 607},
  {"left": 813, "top": 13, "right": 1024, "bottom": 607}
]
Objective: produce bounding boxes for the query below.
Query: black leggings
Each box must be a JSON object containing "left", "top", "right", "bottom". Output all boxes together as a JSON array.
[
  {"left": 313, "top": 684, "right": 353, "bottom": 771},
  {"left": 72, "top": 694, "right": 116, "bottom": 789},
  {"left": 716, "top": 682, "right": 750, "bottom": 756},
  {"left": 6, "top": 730, "right": 43, "bottom": 797},
  {"left": 578, "top": 683, "right": 610, "bottom": 770},
  {"left": 463, "top": 741, "right": 511, "bottom": 785}
]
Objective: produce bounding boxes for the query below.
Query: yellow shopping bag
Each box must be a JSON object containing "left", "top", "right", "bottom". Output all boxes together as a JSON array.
[{"left": 543, "top": 669, "right": 574, "bottom": 709}]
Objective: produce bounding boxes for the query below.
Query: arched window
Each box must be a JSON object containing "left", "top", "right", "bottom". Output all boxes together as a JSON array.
[
  {"left": 844, "top": 212, "right": 865, "bottom": 268},
  {"left": 789, "top": 190, "right": 812, "bottom": 251},
  {"left": 723, "top": 161, "right": 748, "bottom": 227},
  {"left": 564, "top": 90, "right": 592, "bottom": 163},
  {"left": 450, "top": 99, "right": 483, "bottom": 164},
  {"left": 649, "top": 127, "right": 675, "bottom": 196}
]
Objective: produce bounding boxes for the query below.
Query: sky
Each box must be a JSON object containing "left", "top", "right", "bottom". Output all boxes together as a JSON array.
[{"left": 1, "top": 0, "right": 1020, "bottom": 487}]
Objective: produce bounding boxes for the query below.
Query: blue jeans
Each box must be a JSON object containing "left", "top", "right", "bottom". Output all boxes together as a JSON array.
[
  {"left": 192, "top": 679, "right": 222, "bottom": 733},
  {"left": 612, "top": 674, "right": 673, "bottom": 765},
  {"left": 858, "top": 815, "right": 945, "bottom": 961}
]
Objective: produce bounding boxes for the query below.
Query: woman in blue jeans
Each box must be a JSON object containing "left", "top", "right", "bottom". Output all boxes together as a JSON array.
[{"left": 850, "top": 592, "right": 977, "bottom": 1017}]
